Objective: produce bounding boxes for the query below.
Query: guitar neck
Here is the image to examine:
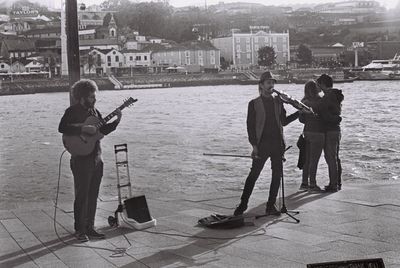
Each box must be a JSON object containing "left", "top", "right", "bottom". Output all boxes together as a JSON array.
[{"left": 96, "top": 104, "right": 125, "bottom": 128}]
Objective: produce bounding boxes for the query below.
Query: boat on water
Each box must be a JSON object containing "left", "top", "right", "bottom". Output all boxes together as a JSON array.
[
  {"left": 350, "top": 53, "right": 400, "bottom": 80},
  {"left": 291, "top": 70, "right": 357, "bottom": 84}
]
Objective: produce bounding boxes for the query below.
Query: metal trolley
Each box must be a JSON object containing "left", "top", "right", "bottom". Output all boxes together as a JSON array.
[{"left": 108, "top": 143, "right": 156, "bottom": 230}]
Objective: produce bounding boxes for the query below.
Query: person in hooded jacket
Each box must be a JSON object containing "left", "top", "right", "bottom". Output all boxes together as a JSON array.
[{"left": 316, "top": 74, "right": 343, "bottom": 192}]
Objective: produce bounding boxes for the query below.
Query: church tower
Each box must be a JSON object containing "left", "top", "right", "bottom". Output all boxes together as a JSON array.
[{"left": 108, "top": 14, "right": 117, "bottom": 39}]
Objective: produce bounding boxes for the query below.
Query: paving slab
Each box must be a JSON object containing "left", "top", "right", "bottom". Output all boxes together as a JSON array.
[{"left": 1, "top": 182, "right": 400, "bottom": 267}]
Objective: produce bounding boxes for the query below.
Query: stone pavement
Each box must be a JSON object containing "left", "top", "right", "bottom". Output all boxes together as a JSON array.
[{"left": 1, "top": 182, "right": 400, "bottom": 268}]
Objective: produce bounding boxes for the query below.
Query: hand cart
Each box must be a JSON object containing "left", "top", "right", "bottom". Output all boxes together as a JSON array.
[{"left": 108, "top": 143, "right": 156, "bottom": 230}]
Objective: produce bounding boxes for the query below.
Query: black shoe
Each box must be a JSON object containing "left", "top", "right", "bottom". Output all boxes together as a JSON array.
[
  {"left": 324, "top": 185, "right": 338, "bottom": 192},
  {"left": 75, "top": 232, "right": 89, "bottom": 242},
  {"left": 265, "top": 204, "right": 281, "bottom": 216},
  {"left": 87, "top": 228, "right": 106, "bottom": 239},
  {"left": 299, "top": 183, "right": 309, "bottom": 191},
  {"left": 233, "top": 202, "right": 248, "bottom": 216},
  {"left": 308, "top": 185, "right": 323, "bottom": 192}
]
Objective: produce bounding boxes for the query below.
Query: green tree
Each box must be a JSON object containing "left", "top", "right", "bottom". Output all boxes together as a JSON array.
[
  {"left": 103, "top": 13, "right": 111, "bottom": 26},
  {"left": 297, "top": 44, "right": 312, "bottom": 65},
  {"left": 258, "top": 46, "right": 276, "bottom": 67}
]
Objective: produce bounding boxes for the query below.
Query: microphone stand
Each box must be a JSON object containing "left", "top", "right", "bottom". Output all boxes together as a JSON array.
[{"left": 256, "top": 146, "right": 300, "bottom": 223}]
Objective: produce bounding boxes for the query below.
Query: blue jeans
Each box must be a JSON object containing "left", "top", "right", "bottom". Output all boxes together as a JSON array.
[
  {"left": 302, "top": 132, "right": 325, "bottom": 186},
  {"left": 324, "top": 131, "right": 341, "bottom": 187}
]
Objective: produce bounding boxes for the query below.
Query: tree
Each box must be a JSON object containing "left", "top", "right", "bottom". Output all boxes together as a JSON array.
[
  {"left": 220, "top": 57, "right": 230, "bottom": 70},
  {"left": 258, "top": 46, "right": 276, "bottom": 67},
  {"left": 103, "top": 13, "right": 112, "bottom": 26},
  {"left": 296, "top": 44, "right": 312, "bottom": 65}
]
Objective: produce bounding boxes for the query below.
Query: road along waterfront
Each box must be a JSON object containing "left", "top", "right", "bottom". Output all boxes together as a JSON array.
[{"left": 0, "top": 81, "right": 399, "bottom": 209}]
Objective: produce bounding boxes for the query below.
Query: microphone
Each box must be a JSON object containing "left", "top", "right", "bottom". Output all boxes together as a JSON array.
[{"left": 272, "top": 89, "right": 314, "bottom": 114}]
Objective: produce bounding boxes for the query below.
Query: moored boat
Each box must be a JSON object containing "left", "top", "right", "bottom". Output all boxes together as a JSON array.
[{"left": 350, "top": 53, "right": 400, "bottom": 80}]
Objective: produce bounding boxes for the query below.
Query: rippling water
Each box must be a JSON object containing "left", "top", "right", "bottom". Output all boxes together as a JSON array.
[{"left": 0, "top": 81, "right": 399, "bottom": 206}]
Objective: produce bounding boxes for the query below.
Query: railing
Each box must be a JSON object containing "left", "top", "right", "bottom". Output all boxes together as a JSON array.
[{"left": 108, "top": 75, "right": 123, "bottom": 89}]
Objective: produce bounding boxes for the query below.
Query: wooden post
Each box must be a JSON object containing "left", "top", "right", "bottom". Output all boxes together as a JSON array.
[{"left": 66, "top": 0, "right": 80, "bottom": 105}]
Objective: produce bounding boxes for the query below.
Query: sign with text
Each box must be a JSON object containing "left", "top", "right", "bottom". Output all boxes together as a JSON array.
[
  {"left": 352, "top": 42, "right": 364, "bottom": 48},
  {"left": 250, "top": 26, "right": 270, "bottom": 31},
  {"left": 307, "top": 258, "right": 384, "bottom": 268},
  {"left": 11, "top": 5, "right": 39, "bottom": 18}
]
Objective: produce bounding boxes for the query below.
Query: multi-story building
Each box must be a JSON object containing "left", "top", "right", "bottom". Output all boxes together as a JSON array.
[
  {"left": 310, "top": 43, "right": 346, "bottom": 65},
  {"left": 0, "top": 38, "right": 36, "bottom": 59},
  {"left": 150, "top": 42, "right": 220, "bottom": 73},
  {"left": 211, "top": 29, "right": 290, "bottom": 68},
  {"left": 123, "top": 49, "right": 151, "bottom": 67}
]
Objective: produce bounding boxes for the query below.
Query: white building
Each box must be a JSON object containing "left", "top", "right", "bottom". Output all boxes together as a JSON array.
[
  {"left": 211, "top": 29, "right": 290, "bottom": 67},
  {"left": 0, "top": 61, "right": 10, "bottom": 73},
  {"left": 123, "top": 49, "right": 151, "bottom": 67}
]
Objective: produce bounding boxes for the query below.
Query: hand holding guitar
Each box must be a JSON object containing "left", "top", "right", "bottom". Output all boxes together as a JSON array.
[
  {"left": 63, "top": 97, "right": 137, "bottom": 156},
  {"left": 114, "top": 108, "right": 122, "bottom": 123}
]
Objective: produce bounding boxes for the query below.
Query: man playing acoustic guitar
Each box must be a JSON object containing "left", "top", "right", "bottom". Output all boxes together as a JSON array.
[{"left": 59, "top": 79, "right": 122, "bottom": 242}]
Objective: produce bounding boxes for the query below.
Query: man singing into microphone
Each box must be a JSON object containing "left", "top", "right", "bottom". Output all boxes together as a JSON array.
[{"left": 234, "top": 71, "right": 299, "bottom": 216}]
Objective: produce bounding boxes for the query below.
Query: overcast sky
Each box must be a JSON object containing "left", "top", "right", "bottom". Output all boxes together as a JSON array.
[{"left": 39, "top": 0, "right": 398, "bottom": 10}]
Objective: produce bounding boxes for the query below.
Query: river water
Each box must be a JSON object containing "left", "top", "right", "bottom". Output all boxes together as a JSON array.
[{"left": 0, "top": 81, "right": 399, "bottom": 207}]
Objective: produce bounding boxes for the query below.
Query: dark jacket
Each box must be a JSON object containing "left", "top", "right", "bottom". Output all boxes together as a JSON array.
[
  {"left": 319, "top": 88, "right": 344, "bottom": 132},
  {"left": 299, "top": 98, "right": 325, "bottom": 133},
  {"left": 247, "top": 95, "right": 299, "bottom": 147}
]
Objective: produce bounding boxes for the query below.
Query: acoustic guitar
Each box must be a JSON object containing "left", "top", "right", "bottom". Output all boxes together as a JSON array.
[{"left": 62, "top": 97, "right": 137, "bottom": 156}]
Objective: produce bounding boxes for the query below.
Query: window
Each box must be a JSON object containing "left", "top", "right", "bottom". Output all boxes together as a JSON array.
[
  {"left": 113, "top": 51, "right": 116, "bottom": 55},
  {"left": 198, "top": 50, "right": 203, "bottom": 57},
  {"left": 210, "top": 50, "right": 215, "bottom": 57},
  {"left": 108, "top": 62, "right": 111, "bottom": 66},
  {"left": 1, "top": 64, "right": 4, "bottom": 68},
  {"left": 115, "top": 55, "right": 119, "bottom": 62},
  {"left": 130, "top": 56, "right": 133, "bottom": 61},
  {"left": 144, "top": 56, "right": 147, "bottom": 60},
  {"left": 210, "top": 56, "right": 215, "bottom": 65},
  {"left": 107, "top": 56, "right": 111, "bottom": 62},
  {"left": 199, "top": 58, "right": 203, "bottom": 66},
  {"left": 185, "top": 51, "right": 190, "bottom": 57},
  {"left": 136, "top": 56, "right": 141, "bottom": 60}
]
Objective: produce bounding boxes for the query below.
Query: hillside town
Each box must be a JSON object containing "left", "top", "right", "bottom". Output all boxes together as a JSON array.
[{"left": 0, "top": 0, "right": 400, "bottom": 92}]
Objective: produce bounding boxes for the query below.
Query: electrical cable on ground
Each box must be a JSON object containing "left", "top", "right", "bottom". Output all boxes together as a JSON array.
[
  {"left": 54, "top": 149, "right": 150, "bottom": 267},
  {"left": 54, "top": 149, "right": 290, "bottom": 262}
]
